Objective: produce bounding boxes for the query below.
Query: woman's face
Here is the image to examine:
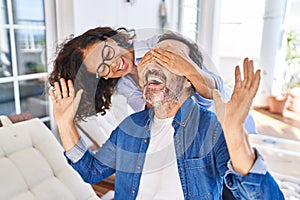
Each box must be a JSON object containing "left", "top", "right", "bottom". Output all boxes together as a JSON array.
[{"left": 83, "top": 39, "right": 135, "bottom": 79}]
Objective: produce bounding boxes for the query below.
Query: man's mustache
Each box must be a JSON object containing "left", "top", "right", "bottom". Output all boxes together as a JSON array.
[{"left": 145, "top": 69, "right": 166, "bottom": 83}]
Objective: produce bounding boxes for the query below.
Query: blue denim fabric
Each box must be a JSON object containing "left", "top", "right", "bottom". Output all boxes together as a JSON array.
[{"left": 66, "top": 97, "right": 284, "bottom": 200}]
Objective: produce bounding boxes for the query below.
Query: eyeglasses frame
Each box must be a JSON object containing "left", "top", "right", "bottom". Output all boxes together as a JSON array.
[{"left": 95, "top": 41, "right": 115, "bottom": 79}]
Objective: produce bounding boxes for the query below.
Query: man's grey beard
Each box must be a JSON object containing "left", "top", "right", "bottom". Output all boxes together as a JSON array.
[{"left": 143, "top": 84, "right": 183, "bottom": 107}]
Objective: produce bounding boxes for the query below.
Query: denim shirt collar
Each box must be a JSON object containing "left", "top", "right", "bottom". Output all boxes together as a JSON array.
[
  {"left": 173, "top": 97, "right": 197, "bottom": 127},
  {"left": 146, "top": 96, "right": 197, "bottom": 128}
]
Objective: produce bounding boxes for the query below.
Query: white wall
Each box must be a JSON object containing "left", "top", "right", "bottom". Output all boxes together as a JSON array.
[
  {"left": 54, "top": 0, "right": 75, "bottom": 43},
  {"left": 72, "top": 0, "right": 177, "bottom": 39}
]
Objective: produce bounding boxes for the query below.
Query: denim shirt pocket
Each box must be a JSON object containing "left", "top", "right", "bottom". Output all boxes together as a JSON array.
[{"left": 184, "top": 155, "right": 216, "bottom": 199}]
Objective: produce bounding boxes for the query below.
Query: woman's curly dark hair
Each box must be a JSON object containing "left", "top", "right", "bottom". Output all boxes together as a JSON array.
[{"left": 48, "top": 27, "right": 136, "bottom": 121}]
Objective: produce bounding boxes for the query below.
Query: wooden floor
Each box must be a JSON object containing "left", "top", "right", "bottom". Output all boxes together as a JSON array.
[
  {"left": 250, "top": 107, "right": 300, "bottom": 200},
  {"left": 251, "top": 107, "right": 300, "bottom": 141}
]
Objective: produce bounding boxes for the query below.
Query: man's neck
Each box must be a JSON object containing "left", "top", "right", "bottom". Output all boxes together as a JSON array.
[{"left": 154, "top": 95, "right": 189, "bottom": 119}]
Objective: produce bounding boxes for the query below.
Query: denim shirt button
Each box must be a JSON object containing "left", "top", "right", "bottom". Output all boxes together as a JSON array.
[
  {"left": 132, "top": 189, "right": 136, "bottom": 194},
  {"left": 144, "top": 139, "right": 148, "bottom": 143},
  {"left": 137, "top": 165, "right": 141, "bottom": 170},
  {"left": 228, "top": 181, "right": 233, "bottom": 187},
  {"left": 182, "top": 122, "right": 186, "bottom": 126}
]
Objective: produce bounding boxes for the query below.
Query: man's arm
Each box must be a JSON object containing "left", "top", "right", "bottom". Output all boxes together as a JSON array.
[
  {"left": 213, "top": 58, "right": 284, "bottom": 199},
  {"left": 213, "top": 58, "right": 259, "bottom": 175}
]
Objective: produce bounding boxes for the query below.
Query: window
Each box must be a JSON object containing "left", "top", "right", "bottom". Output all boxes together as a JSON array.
[
  {"left": 285, "top": 0, "right": 300, "bottom": 36},
  {"left": 178, "top": 0, "right": 199, "bottom": 42},
  {"left": 219, "top": 0, "right": 265, "bottom": 58},
  {"left": 0, "top": 0, "right": 49, "bottom": 124}
]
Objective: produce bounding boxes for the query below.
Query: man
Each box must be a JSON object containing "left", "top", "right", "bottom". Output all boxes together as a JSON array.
[{"left": 49, "top": 39, "right": 284, "bottom": 199}]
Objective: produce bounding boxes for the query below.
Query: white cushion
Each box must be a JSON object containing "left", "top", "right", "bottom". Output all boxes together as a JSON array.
[{"left": 0, "top": 118, "right": 100, "bottom": 200}]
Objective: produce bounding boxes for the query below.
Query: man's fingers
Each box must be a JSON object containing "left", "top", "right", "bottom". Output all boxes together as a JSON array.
[
  {"left": 241, "top": 58, "right": 248, "bottom": 87},
  {"left": 234, "top": 66, "right": 242, "bottom": 91},
  {"left": 244, "top": 59, "right": 254, "bottom": 89},
  {"left": 250, "top": 69, "right": 261, "bottom": 97}
]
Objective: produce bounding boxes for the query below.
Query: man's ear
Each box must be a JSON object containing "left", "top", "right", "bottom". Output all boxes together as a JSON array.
[
  {"left": 139, "top": 79, "right": 144, "bottom": 90},
  {"left": 137, "top": 67, "right": 144, "bottom": 89}
]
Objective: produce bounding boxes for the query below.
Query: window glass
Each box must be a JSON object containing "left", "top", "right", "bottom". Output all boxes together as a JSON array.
[
  {"left": 15, "top": 29, "right": 46, "bottom": 75},
  {"left": 289, "top": 1, "right": 300, "bottom": 18},
  {"left": 0, "top": 82, "right": 16, "bottom": 115},
  {"left": 0, "top": 0, "right": 49, "bottom": 127},
  {"left": 0, "top": 0, "right": 8, "bottom": 24},
  {"left": 0, "top": 29, "right": 12, "bottom": 77},
  {"left": 285, "top": 0, "right": 300, "bottom": 32},
  {"left": 219, "top": 0, "right": 265, "bottom": 58},
  {"left": 19, "top": 79, "right": 48, "bottom": 118},
  {"left": 283, "top": 0, "right": 300, "bottom": 89},
  {"left": 179, "top": 0, "right": 199, "bottom": 41},
  {"left": 12, "top": 0, "right": 44, "bottom": 25}
]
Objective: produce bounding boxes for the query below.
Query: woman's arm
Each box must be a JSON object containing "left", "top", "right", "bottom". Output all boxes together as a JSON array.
[
  {"left": 139, "top": 48, "right": 216, "bottom": 99},
  {"left": 49, "top": 78, "right": 83, "bottom": 151}
]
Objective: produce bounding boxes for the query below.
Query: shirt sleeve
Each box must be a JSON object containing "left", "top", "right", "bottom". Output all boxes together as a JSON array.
[
  {"left": 65, "top": 138, "right": 89, "bottom": 163},
  {"left": 224, "top": 148, "right": 284, "bottom": 199},
  {"left": 194, "top": 65, "right": 231, "bottom": 110},
  {"left": 116, "top": 75, "right": 145, "bottom": 112},
  {"left": 202, "top": 65, "right": 225, "bottom": 92},
  {"left": 225, "top": 148, "right": 267, "bottom": 176}
]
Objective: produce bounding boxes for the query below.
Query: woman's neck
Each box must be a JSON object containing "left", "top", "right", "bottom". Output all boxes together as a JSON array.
[
  {"left": 129, "top": 67, "right": 140, "bottom": 86},
  {"left": 128, "top": 48, "right": 140, "bottom": 86}
]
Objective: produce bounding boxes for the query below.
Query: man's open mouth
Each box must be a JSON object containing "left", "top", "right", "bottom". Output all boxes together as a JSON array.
[
  {"left": 144, "top": 69, "right": 166, "bottom": 87},
  {"left": 147, "top": 76, "right": 164, "bottom": 86}
]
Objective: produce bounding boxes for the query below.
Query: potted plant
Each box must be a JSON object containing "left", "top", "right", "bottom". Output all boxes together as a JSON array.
[
  {"left": 268, "top": 30, "right": 300, "bottom": 115},
  {"left": 268, "top": 93, "right": 289, "bottom": 115},
  {"left": 285, "top": 30, "right": 300, "bottom": 113}
]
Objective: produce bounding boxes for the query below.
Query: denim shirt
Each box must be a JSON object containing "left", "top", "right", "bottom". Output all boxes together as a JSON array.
[{"left": 66, "top": 97, "right": 284, "bottom": 200}]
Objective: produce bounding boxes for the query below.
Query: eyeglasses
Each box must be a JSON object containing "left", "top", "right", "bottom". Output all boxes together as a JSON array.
[{"left": 96, "top": 41, "right": 115, "bottom": 79}]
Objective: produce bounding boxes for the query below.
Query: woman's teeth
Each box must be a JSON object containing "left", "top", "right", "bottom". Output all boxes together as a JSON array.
[{"left": 118, "top": 58, "right": 124, "bottom": 70}]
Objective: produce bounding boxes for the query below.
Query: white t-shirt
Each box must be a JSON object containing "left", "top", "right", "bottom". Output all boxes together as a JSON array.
[{"left": 136, "top": 116, "right": 184, "bottom": 200}]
